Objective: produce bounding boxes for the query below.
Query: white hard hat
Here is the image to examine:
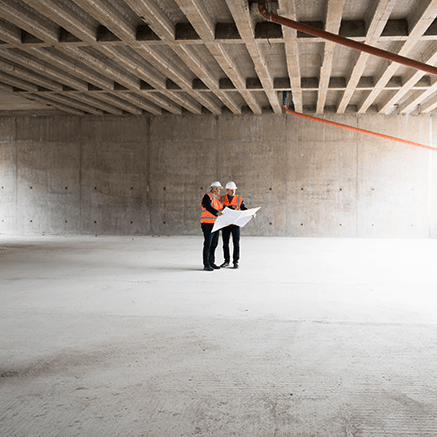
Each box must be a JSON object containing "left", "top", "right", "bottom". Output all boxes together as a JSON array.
[
  {"left": 225, "top": 181, "right": 237, "bottom": 190},
  {"left": 210, "top": 181, "right": 222, "bottom": 189}
]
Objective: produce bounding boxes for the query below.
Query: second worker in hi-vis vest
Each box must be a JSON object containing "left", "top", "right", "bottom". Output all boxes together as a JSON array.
[{"left": 219, "top": 181, "right": 251, "bottom": 269}]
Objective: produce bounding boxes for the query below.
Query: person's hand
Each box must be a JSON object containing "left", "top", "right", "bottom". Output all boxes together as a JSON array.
[
  {"left": 217, "top": 211, "right": 223, "bottom": 216},
  {"left": 253, "top": 213, "right": 256, "bottom": 218}
]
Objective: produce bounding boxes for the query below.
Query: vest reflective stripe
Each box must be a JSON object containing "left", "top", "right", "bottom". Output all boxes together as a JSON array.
[
  {"left": 201, "top": 193, "right": 222, "bottom": 223},
  {"left": 220, "top": 194, "right": 242, "bottom": 210}
]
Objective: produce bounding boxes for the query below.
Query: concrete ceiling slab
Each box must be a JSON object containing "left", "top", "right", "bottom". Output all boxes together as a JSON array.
[{"left": 0, "top": 0, "right": 436, "bottom": 116}]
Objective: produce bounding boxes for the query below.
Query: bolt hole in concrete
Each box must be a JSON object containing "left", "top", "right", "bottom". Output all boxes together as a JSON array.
[{"left": 1, "top": 371, "right": 18, "bottom": 377}]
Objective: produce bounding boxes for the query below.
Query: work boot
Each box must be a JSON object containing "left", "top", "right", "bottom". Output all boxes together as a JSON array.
[
  {"left": 204, "top": 265, "right": 214, "bottom": 271},
  {"left": 220, "top": 261, "right": 230, "bottom": 268},
  {"left": 233, "top": 262, "right": 239, "bottom": 269},
  {"left": 211, "top": 263, "right": 221, "bottom": 269}
]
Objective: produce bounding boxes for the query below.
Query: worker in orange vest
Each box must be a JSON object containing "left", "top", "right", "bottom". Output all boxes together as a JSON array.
[
  {"left": 201, "top": 181, "right": 223, "bottom": 271},
  {"left": 219, "top": 181, "right": 251, "bottom": 269}
]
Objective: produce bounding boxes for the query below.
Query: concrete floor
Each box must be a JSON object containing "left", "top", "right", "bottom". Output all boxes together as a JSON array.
[{"left": 1, "top": 235, "right": 437, "bottom": 436}]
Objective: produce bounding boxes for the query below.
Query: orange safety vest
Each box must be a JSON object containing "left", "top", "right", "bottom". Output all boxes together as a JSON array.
[
  {"left": 220, "top": 194, "right": 242, "bottom": 210},
  {"left": 201, "top": 193, "right": 222, "bottom": 223}
]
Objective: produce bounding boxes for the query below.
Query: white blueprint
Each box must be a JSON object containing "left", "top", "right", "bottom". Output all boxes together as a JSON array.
[{"left": 212, "top": 207, "right": 261, "bottom": 233}]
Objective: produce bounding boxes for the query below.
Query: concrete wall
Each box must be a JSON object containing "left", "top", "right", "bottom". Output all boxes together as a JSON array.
[{"left": 0, "top": 113, "right": 436, "bottom": 238}]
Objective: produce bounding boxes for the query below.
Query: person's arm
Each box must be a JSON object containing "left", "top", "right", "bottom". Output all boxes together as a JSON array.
[
  {"left": 240, "top": 198, "right": 256, "bottom": 218},
  {"left": 202, "top": 194, "right": 220, "bottom": 216}
]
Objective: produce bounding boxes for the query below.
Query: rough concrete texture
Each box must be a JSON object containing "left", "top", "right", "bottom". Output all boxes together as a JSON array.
[
  {"left": 1, "top": 235, "right": 437, "bottom": 436},
  {"left": 0, "top": 113, "right": 436, "bottom": 237}
]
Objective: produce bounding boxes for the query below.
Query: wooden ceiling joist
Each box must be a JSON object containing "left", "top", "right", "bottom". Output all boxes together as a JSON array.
[{"left": 0, "top": 0, "right": 437, "bottom": 116}]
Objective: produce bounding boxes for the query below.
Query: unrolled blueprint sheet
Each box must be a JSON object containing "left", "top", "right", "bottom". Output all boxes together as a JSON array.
[{"left": 212, "top": 207, "right": 261, "bottom": 233}]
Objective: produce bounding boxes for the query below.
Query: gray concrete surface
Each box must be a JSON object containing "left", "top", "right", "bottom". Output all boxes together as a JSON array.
[
  {"left": 1, "top": 113, "right": 437, "bottom": 238},
  {"left": 1, "top": 235, "right": 437, "bottom": 436},
  {"left": 1, "top": 0, "right": 437, "bottom": 119}
]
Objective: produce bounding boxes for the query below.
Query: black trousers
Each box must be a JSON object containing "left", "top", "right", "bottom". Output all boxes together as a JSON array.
[
  {"left": 201, "top": 223, "right": 219, "bottom": 267},
  {"left": 222, "top": 224, "right": 240, "bottom": 263}
]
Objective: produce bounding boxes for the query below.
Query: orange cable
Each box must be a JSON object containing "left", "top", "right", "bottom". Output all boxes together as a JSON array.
[
  {"left": 258, "top": 1, "right": 436, "bottom": 152},
  {"left": 283, "top": 107, "right": 437, "bottom": 152}
]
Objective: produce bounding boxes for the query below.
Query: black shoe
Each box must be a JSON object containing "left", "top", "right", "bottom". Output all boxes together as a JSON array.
[
  {"left": 220, "top": 262, "right": 230, "bottom": 268},
  {"left": 204, "top": 266, "right": 213, "bottom": 271},
  {"left": 233, "top": 262, "right": 239, "bottom": 269},
  {"left": 211, "top": 263, "right": 221, "bottom": 269}
]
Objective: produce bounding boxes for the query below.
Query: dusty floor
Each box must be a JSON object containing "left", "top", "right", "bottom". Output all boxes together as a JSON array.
[{"left": 0, "top": 235, "right": 437, "bottom": 437}]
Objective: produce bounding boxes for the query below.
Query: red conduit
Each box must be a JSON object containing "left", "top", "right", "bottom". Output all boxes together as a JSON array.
[
  {"left": 283, "top": 106, "right": 437, "bottom": 151},
  {"left": 258, "top": 1, "right": 436, "bottom": 151},
  {"left": 258, "top": 2, "right": 437, "bottom": 76}
]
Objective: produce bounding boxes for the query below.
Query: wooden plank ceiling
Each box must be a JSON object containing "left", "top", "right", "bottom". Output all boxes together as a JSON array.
[{"left": 1, "top": 0, "right": 437, "bottom": 116}]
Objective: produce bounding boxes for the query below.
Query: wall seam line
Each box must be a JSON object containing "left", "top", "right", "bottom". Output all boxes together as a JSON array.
[
  {"left": 14, "top": 116, "right": 18, "bottom": 234},
  {"left": 429, "top": 116, "right": 433, "bottom": 238},
  {"left": 79, "top": 117, "right": 83, "bottom": 235},
  {"left": 145, "top": 115, "right": 151, "bottom": 235},
  {"left": 356, "top": 115, "right": 359, "bottom": 238}
]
